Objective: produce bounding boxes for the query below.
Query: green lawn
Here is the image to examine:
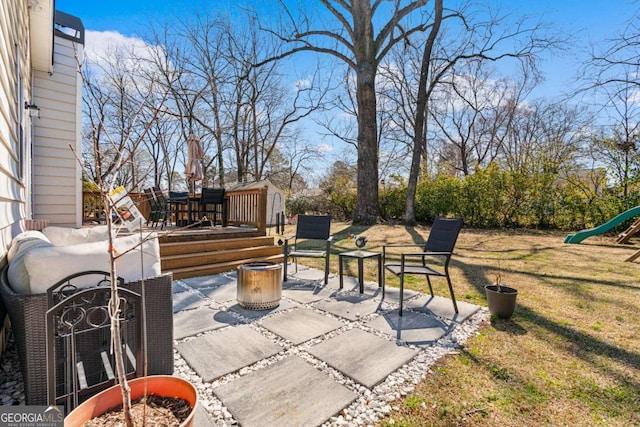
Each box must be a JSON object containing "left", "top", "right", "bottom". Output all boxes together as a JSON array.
[{"left": 281, "top": 222, "right": 640, "bottom": 426}]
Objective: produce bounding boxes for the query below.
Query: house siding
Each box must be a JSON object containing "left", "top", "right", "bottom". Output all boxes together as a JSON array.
[
  {"left": 0, "top": 0, "right": 31, "bottom": 259},
  {"left": 32, "top": 34, "right": 83, "bottom": 227}
]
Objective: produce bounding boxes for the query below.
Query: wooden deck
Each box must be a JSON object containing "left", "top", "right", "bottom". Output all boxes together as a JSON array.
[
  {"left": 156, "top": 226, "right": 284, "bottom": 279},
  {"left": 84, "top": 186, "right": 285, "bottom": 280}
]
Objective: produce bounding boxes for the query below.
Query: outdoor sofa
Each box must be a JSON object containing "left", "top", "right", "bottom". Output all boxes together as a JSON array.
[{"left": 0, "top": 226, "right": 174, "bottom": 405}]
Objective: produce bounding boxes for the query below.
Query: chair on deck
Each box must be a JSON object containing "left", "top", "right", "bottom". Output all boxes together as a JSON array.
[
  {"left": 199, "top": 188, "right": 226, "bottom": 227},
  {"left": 283, "top": 215, "right": 333, "bottom": 284},
  {"left": 144, "top": 187, "right": 163, "bottom": 229},
  {"left": 168, "top": 191, "right": 189, "bottom": 227},
  {"left": 152, "top": 187, "right": 171, "bottom": 228},
  {"left": 382, "top": 217, "right": 463, "bottom": 316}
]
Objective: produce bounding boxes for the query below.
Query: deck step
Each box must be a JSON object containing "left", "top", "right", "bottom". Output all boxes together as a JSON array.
[
  {"left": 162, "top": 245, "right": 283, "bottom": 270},
  {"left": 167, "top": 254, "right": 285, "bottom": 280},
  {"left": 160, "top": 236, "right": 276, "bottom": 256},
  {"left": 158, "top": 228, "right": 264, "bottom": 243},
  {"left": 159, "top": 230, "right": 285, "bottom": 279}
]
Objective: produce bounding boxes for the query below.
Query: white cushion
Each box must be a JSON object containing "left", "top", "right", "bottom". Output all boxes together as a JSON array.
[
  {"left": 42, "top": 225, "right": 109, "bottom": 246},
  {"left": 7, "top": 231, "right": 52, "bottom": 263},
  {"left": 7, "top": 232, "right": 161, "bottom": 295},
  {"left": 7, "top": 231, "right": 54, "bottom": 289}
]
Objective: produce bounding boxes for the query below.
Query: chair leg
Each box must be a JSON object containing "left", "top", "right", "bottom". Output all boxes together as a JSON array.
[
  {"left": 283, "top": 241, "right": 289, "bottom": 282},
  {"left": 283, "top": 254, "right": 288, "bottom": 282},
  {"left": 324, "top": 254, "right": 329, "bottom": 285},
  {"left": 426, "top": 276, "right": 434, "bottom": 297},
  {"left": 446, "top": 275, "right": 459, "bottom": 313},
  {"left": 399, "top": 274, "right": 404, "bottom": 316}
]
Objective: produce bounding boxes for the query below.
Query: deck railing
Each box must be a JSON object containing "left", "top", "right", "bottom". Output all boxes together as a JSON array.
[
  {"left": 82, "top": 191, "right": 149, "bottom": 223},
  {"left": 82, "top": 186, "right": 267, "bottom": 234},
  {"left": 226, "top": 187, "right": 268, "bottom": 233}
]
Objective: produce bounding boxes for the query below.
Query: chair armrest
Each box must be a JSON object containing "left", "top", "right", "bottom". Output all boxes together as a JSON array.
[
  {"left": 383, "top": 243, "right": 425, "bottom": 249},
  {"left": 400, "top": 251, "right": 452, "bottom": 263},
  {"left": 325, "top": 236, "right": 332, "bottom": 252},
  {"left": 402, "top": 251, "right": 452, "bottom": 257},
  {"left": 383, "top": 244, "right": 425, "bottom": 264}
]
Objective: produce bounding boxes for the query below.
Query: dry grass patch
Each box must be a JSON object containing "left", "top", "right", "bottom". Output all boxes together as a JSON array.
[{"left": 280, "top": 222, "right": 640, "bottom": 426}]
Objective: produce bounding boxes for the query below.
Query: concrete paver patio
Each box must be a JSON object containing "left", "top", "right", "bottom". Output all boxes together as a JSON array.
[{"left": 175, "top": 264, "right": 482, "bottom": 427}]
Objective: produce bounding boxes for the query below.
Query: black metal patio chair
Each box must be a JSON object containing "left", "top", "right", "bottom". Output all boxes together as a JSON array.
[
  {"left": 382, "top": 216, "right": 463, "bottom": 316},
  {"left": 199, "top": 187, "right": 226, "bottom": 227},
  {"left": 283, "top": 215, "right": 333, "bottom": 284},
  {"left": 144, "top": 187, "right": 163, "bottom": 229},
  {"left": 167, "top": 190, "right": 189, "bottom": 227}
]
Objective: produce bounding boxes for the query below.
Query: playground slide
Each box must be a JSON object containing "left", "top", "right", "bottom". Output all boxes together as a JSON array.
[{"left": 564, "top": 206, "right": 640, "bottom": 244}]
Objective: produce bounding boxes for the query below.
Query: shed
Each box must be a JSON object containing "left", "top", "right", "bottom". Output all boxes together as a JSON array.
[{"left": 227, "top": 179, "right": 286, "bottom": 226}]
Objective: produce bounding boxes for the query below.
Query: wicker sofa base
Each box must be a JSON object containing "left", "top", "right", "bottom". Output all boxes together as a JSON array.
[{"left": 0, "top": 264, "right": 174, "bottom": 405}]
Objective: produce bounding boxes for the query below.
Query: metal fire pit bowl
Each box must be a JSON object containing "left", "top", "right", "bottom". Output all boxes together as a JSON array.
[{"left": 237, "top": 262, "right": 283, "bottom": 310}]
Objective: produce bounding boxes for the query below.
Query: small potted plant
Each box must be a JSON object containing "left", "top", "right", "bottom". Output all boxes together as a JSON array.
[{"left": 484, "top": 272, "right": 518, "bottom": 319}]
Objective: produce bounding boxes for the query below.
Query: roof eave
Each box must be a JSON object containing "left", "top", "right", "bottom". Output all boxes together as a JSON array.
[{"left": 29, "top": 0, "right": 55, "bottom": 73}]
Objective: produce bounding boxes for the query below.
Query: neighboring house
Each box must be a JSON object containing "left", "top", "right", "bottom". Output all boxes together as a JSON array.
[
  {"left": 0, "top": 1, "right": 84, "bottom": 261},
  {"left": 226, "top": 179, "right": 286, "bottom": 226},
  {"left": 0, "top": 0, "right": 84, "bottom": 353}
]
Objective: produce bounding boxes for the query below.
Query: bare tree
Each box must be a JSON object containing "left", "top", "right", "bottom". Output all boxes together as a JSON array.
[
  {"left": 79, "top": 44, "right": 168, "bottom": 424},
  {"left": 141, "top": 110, "right": 181, "bottom": 189},
  {"left": 226, "top": 15, "right": 327, "bottom": 184},
  {"left": 579, "top": 7, "right": 640, "bottom": 199},
  {"left": 429, "top": 63, "right": 532, "bottom": 176},
  {"left": 146, "top": 27, "right": 216, "bottom": 191},
  {"left": 583, "top": 6, "right": 640, "bottom": 94},
  {"left": 590, "top": 80, "right": 640, "bottom": 198},
  {"left": 82, "top": 44, "right": 168, "bottom": 190},
  {"left": 272, "top": 135, "right": 324, "bottom": 192},
  {"left": 260, "top": 0, "right": 438, "bottom": 224},
  {"left": 173, "top": 14, "right": 233, "bottom": 187},
  {"left": 392, "top": 1, "right": 557, "bottom": 224}
]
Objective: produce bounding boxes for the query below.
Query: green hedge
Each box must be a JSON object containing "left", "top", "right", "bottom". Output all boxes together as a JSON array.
[{"left": 297, "top": 163, "right": 639, "bottom": 230}]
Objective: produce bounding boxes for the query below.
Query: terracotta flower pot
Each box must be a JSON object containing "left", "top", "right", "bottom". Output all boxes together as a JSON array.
[
  {"left": 64, "top": 375, "right": 198, "bottom": 427},
  {"left": 485, "top": 284, "right": 518, "bottom": 319}
]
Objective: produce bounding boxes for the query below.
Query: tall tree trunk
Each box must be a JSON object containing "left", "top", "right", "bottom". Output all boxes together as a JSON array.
[
  {"left": 405, "top": 0, "right": 443, "bottom": 225},
  {"left": 352, "top": 0, "right": 380, "bottom": 225},
  {"left": 354, "top": 62, "right": 381, "bottom": 224}
]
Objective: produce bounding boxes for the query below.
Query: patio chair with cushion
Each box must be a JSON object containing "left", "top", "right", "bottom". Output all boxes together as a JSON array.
[
  {"left": 283, "top": 214, "right": 333, "bottom": 284},
  {"left": 382, "top": 216, "right": 463, "bottom": 316},
  {"left": 199, "top": 187, "right": 226, "bottom": 227}
]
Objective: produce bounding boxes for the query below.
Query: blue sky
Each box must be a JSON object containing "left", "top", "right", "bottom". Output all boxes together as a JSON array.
[
  {"left": 55, "top": 0, "right": 636, "bottom": 99},
  {"left": 56, "top": 0, "right": 640, "bottom": 88},
  {"left": 54, "top": 0, "right": 638, "bottom": 178}
]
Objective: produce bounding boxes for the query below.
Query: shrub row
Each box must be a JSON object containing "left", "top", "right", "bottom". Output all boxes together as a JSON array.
[{"left": 291, "top": 165, "right": 640, "bottom": 230}]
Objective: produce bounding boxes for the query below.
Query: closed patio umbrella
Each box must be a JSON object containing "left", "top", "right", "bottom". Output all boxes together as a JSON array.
[
  {"left": 185, "top": 134, "right": 204, "bottom": 193},
  {"left": 184, "top": 134, "right": 205, "bottom": 225}
]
